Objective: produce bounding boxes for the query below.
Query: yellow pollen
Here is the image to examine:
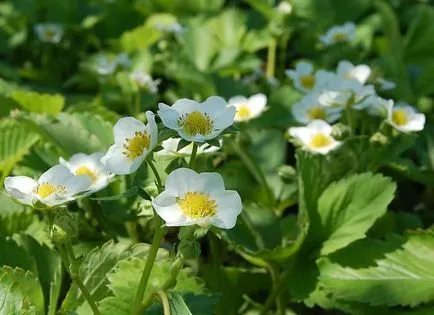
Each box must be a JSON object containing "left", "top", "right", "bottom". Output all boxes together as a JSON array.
[
  {"left": 122, "top": 131, "right": 151, "bottom": 160},
  {"left": 45, "top": 30, "right": 56, "bottom": 39},
  {"left": 300, "top": 75, "right": 315, "bottom": 89},
  {"left": 179, "top": 111, "right": 213, "bottom": 136},
  {"left": 307, "top": 107, "right": 326, "bottom": 120},
  {"left": 75, "top": 166, "right": 97, "bottom": 183},
  {"left": 177, "top": 191, "right": 217, "bottom": 219},
  {"left": 36, "top": 183, "right": 57, "bottom": 198},
  {"left": 310, "top": 133, "right": 332, "bottom": 148},
  {"left": 333, "top": 32, "right": 347, "bottom": 42},
  {"left": 392, "top": 109, "right": 408, "bottom": 126},
  {"left": 237, "top": 105, "right": 251, "bottom": 119}
]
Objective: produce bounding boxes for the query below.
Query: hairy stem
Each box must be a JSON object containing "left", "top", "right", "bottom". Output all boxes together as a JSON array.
[
  {"left": 189, "top": 142, "right": 198, "bottom": 169},
  {"left": 156, "top": 290, "right": 171, "bottom": 315}
]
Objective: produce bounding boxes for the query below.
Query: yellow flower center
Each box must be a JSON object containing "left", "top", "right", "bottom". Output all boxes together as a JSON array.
[
  {"left": 36, "top": 183, "right": 57, "bottom": 198},
  {"left": 392, "top": 109, "right": 408, "bottom": 126},
  {"left": 333, "top": 32, "right": 347, "bottom": 42},
  {"left": 307, "top": 107, "right": 326, "bottom": 120},
  {"left": 122, "top": 131, "right": 151, "bottom": 160},
  {"left": 179, "top": 111, "right": 214, "bottom": 136},
  {"left": 237, "top": 105, "right": 251, "bottom": 119},
  {"left": 177, "top": 191, "right": 217, "bottom": 219},
  {"left": 300, "top": 75, "right": 315, "bottom": 89},
  {"left": 75, "top": 166, "right": 98, "bottom": 183},
  {"left": 310, "top": 133, "right": 332, "bottom": 148},
  {"left": 45, "top": 30, "right": 56, "bottom": 39}
]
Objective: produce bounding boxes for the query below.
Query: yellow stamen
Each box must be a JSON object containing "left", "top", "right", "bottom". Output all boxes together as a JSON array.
[
  {"left": 75, "top": 166, "right": 97, "bottom": 183},
  {"left": 179, "top": 111, "right": 213, "bottom": 136},
  {"left": 36, "top": 183, "right": 57, "bottom": 198},
  {"left": 177, "top": 191, "right": 217, "bottom": 219},
  {"left": 237, "top": 105, "right": 251, "bottom": 120},
  {"left": 310, "top": 133, "right": 332, "bottom": 148},
  {"left": 392, "top": 109, "right": 408, "bottom": 126},
  {"left": 300, "top": 75, "right": 315, "bottom": 89},
  {"left": 45, "top": 30, "right": 56, "bottom": 39},
  {"left": 333, "top": 32, "right": 347, "bottom": 42},
  {"left": 123, "top": 131, "right": 151, "bottom": 160},
  {"left": 307, "top": 107, "right": 326, "bottom": 120}
]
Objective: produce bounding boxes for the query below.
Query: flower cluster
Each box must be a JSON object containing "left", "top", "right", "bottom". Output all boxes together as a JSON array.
[
  {"left": 285, "top": 59, "right": 426, "bottom": 154},
  {"left": 5, "top": 96, "right": 244, "bottom": 230}
]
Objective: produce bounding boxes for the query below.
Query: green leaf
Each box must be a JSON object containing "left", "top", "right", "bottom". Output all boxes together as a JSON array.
[
  {"left": 21, "top": 112, "right": 113, "bottom": 156},
  {"left": 319, "top": 230, "right": 434, "bottom": 307},
  {"left": 91, "top": 186, "right": 139, "bottom": 201},
  {"left": 61, "top": 241, "right": 152, "bottom": 312},
  {"left": 11, "top": 90, "right": 64, "bottom": 115},
  {"left": 0, "top": 119, "right": 39, "bottom": 178},
  {"left": 98, "top": 257, "right": 204, "bottom": 315},
  {"left": 167, "top": 292, "right": 192, "bottom": 315},
  {"left": 120, "top": 24, "right": 163, "bottom": 52},
  {"left": 0, "top": 266, "right": 45, "bottom": 315},
  {"left": 316, "top": 173, "right": 396, "bottom": 256}
]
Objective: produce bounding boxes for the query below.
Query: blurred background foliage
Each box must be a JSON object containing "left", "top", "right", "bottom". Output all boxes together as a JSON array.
[{"left": 1, "top": 0, "right": 434, "bottom": 314}]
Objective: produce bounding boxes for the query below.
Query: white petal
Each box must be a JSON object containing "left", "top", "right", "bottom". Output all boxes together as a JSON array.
[
  {"left": 308, "top": 119, "right": 333, "bottom": 135},
  {"left": 39, "top": 165, "right": 74, "bottom": 186},
  {"left": 171, "top": 98, "right": 200, "bottom": 115},
  {"left": 101, "top": 144, "right": 143, "bottom": 175},
  {"left": 296, "top": 61, "right": 313, "bottom": 75},
  {"left": 289, "top": 126, "right": 314, "bottom": 144},
  {"left": 352, "top": 65, "right": 371, "bottom": 83},
  {"left": 248, "top": 94, "right": 267, "bottom": 114},
  {"left": 210, "top": 190, "right": 242, "bottom": 229},
  {"left": 157, "top": 103, "right": 181, "bottom": 130},
  {"left": 63, "top": 175, "right": 92, "bottom": 196},
  {"left": 4, "top": 176, "right": 37, "bottom": 206},
  {"left": 307, "top": 140, "right": 342, "bottom": 155},
  {"left": 145, "top": 111, "right": 158, "bottom": 149},
  {"left": 113, "top": 117, "right": 147, "bottom": 144},
  {"left": 164, "top": 168, "right": 198, "bottom": 195},
  {"left": 67, "top": 153, "right": 92, "bottom": 166},
  {"left": 212, "top": 106, "right": 236, "bottom": 130},
  {"left": 152, "top": 191, "right": 185, "bottom": 224},
  {"left": 196, "top": 172, "right": 225, "bottom": 194},
  {"left": 201, "top": 96, "right": 228, "bottom": 114},
  {"left": 229, "top": 96, "right": 248, "bottom": 106}
]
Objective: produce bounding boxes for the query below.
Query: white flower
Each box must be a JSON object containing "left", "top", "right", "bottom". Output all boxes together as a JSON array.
[
  {"left": 320, "top": 22, "right": 356, "bottom": 46},
  {"left": 277, "top": 1, "right": 293, "bottom": 15},
  {"left": 376, "top": 78, "right": 396, "bottom": 91},
  {"left": 157, "top": 138, "right": 222, "bottom": 157},
  {"left": 59, "top": 152, "right": 114, "bottom": 194},
  {"left": 152, "top": 168, "right": 242, "bottom": 229},
  {"left": 337, "top": 60, "right": 371, "bottom": 84},
  {"left": 318, "top": 78, "right": 375, "bottom": 109},
  {"left": 289, "top": 120, "right": 342, "bottom": 154},
  {"left": 358, "top": 95, "right": 391, "bottom": 116},
  {"left": 229, "top": 94, "right": 267, "bottom": 122},
  {"left": 154, "top": 22, "right": 184, "bottom": 34},
  {"left": 34, "top": 23, "right": 64, "bottom": 43},
  {"left": 285, "top": 62, "right": 332, "bottom": 93},
  {"left": 292, "top": 92, "right": 342, "bottom": 124},
  {"left": 387, "top": 102, "right": 425, "bottom": 133},
  {"left": 101, "top": 112, "right": 158, "bottom": 175},
  {"left": 4, "top": 165, "right": 91, "bottom": 208},
  {"left": 129, "top": 70, "right": 160, "bottom": 93},
  {"left": 116, "top": 53, "right": 132, "bottom": 69},
  {"left": 94, "top": 55, "right": 117, "bottom": 75},
  {"left": 158, "top": 96, "right": 236, "bottom": 143}
]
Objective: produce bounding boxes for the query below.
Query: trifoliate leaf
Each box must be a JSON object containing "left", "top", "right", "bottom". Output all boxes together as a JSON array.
[
  {"left": 316, "top": 173, "right": 396, "bottom": 255},
  {"left": 0, "top": 266, "right": 45, "bottom": 315},
  {"left": 61, "top": 241, "right": 153, "bottom": 312},
  {"left": 11, "top": 90, "right": 64, "bottom": 115},
  {"left": 319, "top": 230, "right": 434, "bottom": 307}
]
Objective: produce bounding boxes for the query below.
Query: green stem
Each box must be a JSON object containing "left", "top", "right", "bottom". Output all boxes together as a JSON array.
[
  {"left": 227, "top": 138, "right": 274, "bottom": 206},
  {"left": 266, "top": 38, "right": 277, "bottom": 79},
  {"left": 132, "top": 215, "right": 166, "bottom": 315},
  {"left": 63, "top": 243, "right": 101, "bottom": 315},
  {"left": 189, "top": 142, "right": 198, "bottom": 169},
  {"left": 147, "top": 159, "right": 163, "bottom": 192},
  {"left": 346, "top": 106, "right": 354, "bottom": 135},
  {"left": 260, "top": 269, "right": 289, "bottom": 315},
  {"left": 139, "top": 257, "right": 184, "bottom": 313},
  {"left": 156, "top": 290, "right": 171, "bottom": 315}
]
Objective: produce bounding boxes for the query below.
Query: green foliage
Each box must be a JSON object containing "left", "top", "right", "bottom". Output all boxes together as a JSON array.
[
  {"left": 319, "top": 230, "right": 434, "bottom": 307},
  {"left": 11, "top": 90, "right": 65, "bottom": 115},
  {"left": 0, "top": 266, "right": 45, "bottom": 315}
]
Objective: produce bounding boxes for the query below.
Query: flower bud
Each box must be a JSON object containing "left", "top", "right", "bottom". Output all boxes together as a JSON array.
[
  {"left": 370, "top": 132, "right": 388, "bottom": 146},
  {"left": 51, "top": 212, "right": 78, "bottom": 244}
]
